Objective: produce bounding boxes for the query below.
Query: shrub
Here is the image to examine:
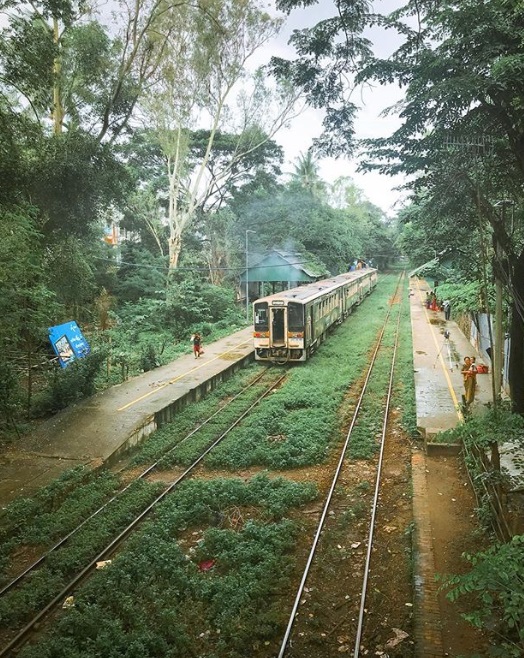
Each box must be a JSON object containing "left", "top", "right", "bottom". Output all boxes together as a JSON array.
[
  {"left": 442, "top": 535, "right": 524, "bottom": 657},
  {"left": 30, "top": 351, "right": 107, "bottom": 416}
]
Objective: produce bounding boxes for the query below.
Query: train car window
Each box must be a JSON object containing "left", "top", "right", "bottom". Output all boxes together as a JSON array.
[
  {"left": 254, "top": 302, "right": 269, "bottom": 330},
  {"left": 288, "top": 302, "right": 304, "bottom": 331}
]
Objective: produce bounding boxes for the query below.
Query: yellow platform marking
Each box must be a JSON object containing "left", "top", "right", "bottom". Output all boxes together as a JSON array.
[
  {"left": 117, "top": 338, "right": 252, "bottom": 411},
  {"left": 412, "top": 278, "right": 463, "bottom": 422}
]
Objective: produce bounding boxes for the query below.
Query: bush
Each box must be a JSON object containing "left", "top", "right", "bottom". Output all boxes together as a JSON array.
[
  {"left": 442, "top": 535, "right": 524, "bottom": 657},
  {"left": 30, "top": 351, "right": 107, "bottom": 416},
  {"left": 139, "top": 343, "right": 158, "bottom": 372}
]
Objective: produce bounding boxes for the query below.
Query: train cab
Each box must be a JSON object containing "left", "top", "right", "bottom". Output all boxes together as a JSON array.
[{"left": 253, "top": 299, "right": 306, "bottom": 362}]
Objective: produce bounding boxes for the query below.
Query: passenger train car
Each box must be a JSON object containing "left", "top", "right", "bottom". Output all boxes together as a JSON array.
[{"left": 253, "top": 268, "right": 377, "bottom": 362}]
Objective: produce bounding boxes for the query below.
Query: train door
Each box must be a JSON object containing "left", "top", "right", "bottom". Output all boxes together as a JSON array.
[{"left": 270, "top": 307, "right": 286, "bottom": 345}]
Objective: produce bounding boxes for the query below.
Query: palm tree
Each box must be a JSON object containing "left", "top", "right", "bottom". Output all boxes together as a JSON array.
[{"left": 291, "top": 151, "right": 326, "bottom": 198}]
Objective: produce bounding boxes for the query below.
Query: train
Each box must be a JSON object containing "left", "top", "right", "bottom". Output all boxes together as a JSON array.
[{"left": 253, "top": 268, "right": 378, "bottom": 362}]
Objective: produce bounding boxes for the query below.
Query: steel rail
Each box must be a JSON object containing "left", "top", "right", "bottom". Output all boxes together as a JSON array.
[
  {"left": 277, "top": 275, "right": 404, "bottom": 658},
  {"left": 353, "top": 284, "right": 403, "bottom": 657},
  {"left": 0, "top": 367, "right": 273, "bottom": 599},
  {"left": 0, "top": 372, "right": 286, "bottom": 658}
]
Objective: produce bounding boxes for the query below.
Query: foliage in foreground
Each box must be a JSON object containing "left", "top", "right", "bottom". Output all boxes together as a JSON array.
[
  {"left": 442, "top": 535, "right": 524, "bottom": 658},
  {"left": 436, "top": 408, "right": 524, "bottom": 655},
  {"left": 0, "top": 478, "right": 165, "bottom": 628},
  {"left": 18, "top": 475, "right": 317, "bottom": 658},
  {"left": 437, "top": 406, "right": 524, "bottom": 490}
]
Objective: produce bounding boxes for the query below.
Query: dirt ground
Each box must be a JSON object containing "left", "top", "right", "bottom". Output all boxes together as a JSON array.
[{"left": 426, "top": 454, "right": 489, "bottom": 657}]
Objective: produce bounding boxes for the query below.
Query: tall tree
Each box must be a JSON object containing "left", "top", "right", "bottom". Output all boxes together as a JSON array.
[
  {"left": 0, "top": 0, "right": 184, "bottom": 141},
  {"left": 360, "top": 0, "right": 524, "bottom": 409},
  {"left": 291, "top": 150, "right": 326, "bottom": 198},
  {"left": 143, "top": 0, "right": 302, "bottom": 274}
]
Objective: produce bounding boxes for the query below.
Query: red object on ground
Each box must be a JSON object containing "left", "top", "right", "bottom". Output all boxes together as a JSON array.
[{"left": 198, "top": 559, "right": 216, "bottom": 572}]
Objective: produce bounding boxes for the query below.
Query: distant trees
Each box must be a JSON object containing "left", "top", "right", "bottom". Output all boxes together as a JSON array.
[
  {"left": 290, "top": 151, "right": 326, "bottom": 198},
  {"left": 230, "top": 177, "right": 395, "bottom": 275},
  {"left": 0, "top": 0, "right": 397, "bottom": 431}
]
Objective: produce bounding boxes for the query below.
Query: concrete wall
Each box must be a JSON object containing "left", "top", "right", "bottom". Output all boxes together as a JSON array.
[{"left": 105, "top": 352, "right": 254, "bottom": 467}]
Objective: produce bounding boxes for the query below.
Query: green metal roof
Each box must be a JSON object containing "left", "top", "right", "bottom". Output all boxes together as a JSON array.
[{"left": 241, "top": 249, "right": 329, "bottom": 283}]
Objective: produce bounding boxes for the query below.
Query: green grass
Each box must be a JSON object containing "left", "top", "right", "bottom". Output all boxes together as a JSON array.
[
  {"left": 206, "top": 274, "right": 404, "bottom": 470},
  {"left": 7, "top": 273, "right": 424, "bottom": 658}
]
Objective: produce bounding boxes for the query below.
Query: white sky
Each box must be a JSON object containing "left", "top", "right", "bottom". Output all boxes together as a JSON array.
[{"left": 266, "top": 0, "right": 408, "bottom": 216}]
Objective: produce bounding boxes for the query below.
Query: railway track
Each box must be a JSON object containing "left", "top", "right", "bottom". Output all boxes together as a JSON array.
[
  {"left": 0, "top": 367, "right": 286, "bottom": 656},
  {"left": 0, "top": 273, "right": 413, "bottom": 658},
  {"left": 277, "top": 274, "right": 412, "bottom": 658}
]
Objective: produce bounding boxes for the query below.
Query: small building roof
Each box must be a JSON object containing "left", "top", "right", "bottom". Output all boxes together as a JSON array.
[{"left": 241, "top": 249, "right": 329, "bottom": 284}]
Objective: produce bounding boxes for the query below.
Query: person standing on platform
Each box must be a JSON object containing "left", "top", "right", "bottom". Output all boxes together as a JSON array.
[
  {"left": 191, "top": 332, "right": 203, "bottom": 358},
  {"left": 461, "top": 356, "right": 477, "bottom": 405},
  {"left": 443, "top": 299, "right": 451, "bottom": 320},
  {"left": 430, "top": 290, "right": 438, "bottom": 311}
]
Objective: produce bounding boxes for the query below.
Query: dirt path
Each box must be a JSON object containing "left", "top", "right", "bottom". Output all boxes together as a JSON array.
[{"left": 425, "top": 453, "right": 489, "bottom": 657}]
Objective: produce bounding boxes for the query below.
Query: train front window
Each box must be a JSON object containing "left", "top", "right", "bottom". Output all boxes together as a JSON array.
[
  {"left": 288, "top": 302, "right": 304, "bottom": 331},
  {"left": 254, "top": 302, "right": 269, "bottom": 330}
]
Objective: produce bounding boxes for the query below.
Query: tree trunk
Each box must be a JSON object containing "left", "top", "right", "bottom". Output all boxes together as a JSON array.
[
  {"left": 52, "top": 17, "right": 63, "bottom": 134},
  {"left": 168, "top": 232, "right": 182, "bottom": 271},
  {"left": 508, "top": 247, "right": 524, "bottom": 413}
]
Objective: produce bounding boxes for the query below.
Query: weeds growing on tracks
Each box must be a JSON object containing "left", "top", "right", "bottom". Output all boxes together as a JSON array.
[
  {"left": 0, "top": 478, "right": 165, "bottom": 629},
  {"left": 0, "top": 467, "right": 117, "bottom": 574},
  {"left": 3, "top": 275, "right": 418, "bottom": 658},
  {"left": 16, "top": 475, "right": 317, "bottom": 658},
  {"left": 129, "top": 364, "right": 264, "bottom": 466}
]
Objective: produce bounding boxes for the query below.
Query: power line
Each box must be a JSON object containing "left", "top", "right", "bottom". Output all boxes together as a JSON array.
[
  {"left": 93, "top": 256, "right": 337, "bottom": 273},
  {"left": 94, "top": 256, "right": 313, "bottom": 272}
]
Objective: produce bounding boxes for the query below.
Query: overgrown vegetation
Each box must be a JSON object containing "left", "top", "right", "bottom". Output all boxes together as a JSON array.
[
  {"left": 0, "top": 478, "right": 165, "bottom": 628},
  {"left": 0, "top": 275, "right": 422, "bottom": 656},
  {"left": 17, "top": 475, "right": 318, "bottom": 658},
  {"left": 204, "top": 277, "right": 400, "bottom": 470},
  {"left": 442, "top": 535, "right": 524, "bottom": 658},
  {"left": 434, "top": 407, "right": 524, "bottom": 655},
  {"left": 437, "top": 406, "right": 524, "bottom": 493}
]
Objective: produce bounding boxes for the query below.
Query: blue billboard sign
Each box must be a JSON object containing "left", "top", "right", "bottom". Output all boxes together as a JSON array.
[{"left": 48, "top": 321, "right": 91, "bottom": 369}]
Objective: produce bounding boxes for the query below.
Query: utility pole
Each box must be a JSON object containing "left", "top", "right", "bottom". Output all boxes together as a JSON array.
[
  {"left": 493, "top": 200, "right": 513, "bottom": 398},
  {"left": 245, "top": 230, "right": 256, "bottom": 322}
]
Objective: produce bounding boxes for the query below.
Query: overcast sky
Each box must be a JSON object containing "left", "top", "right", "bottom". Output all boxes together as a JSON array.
[{"left": 266, "top": 0, "right": 408, "bottom": 216}]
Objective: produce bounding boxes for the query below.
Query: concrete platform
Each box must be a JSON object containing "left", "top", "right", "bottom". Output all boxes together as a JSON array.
[
  {"left": 0, "top": 327, "right": 254, "bottom": 508},
  {"left": 409, "top": 276, "right": 493, "bottom": 658},
  {"left": 409, "top": 277, "right": 493, "bottom": 437}
]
